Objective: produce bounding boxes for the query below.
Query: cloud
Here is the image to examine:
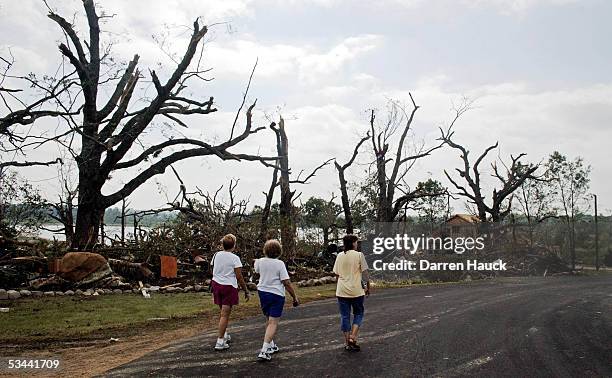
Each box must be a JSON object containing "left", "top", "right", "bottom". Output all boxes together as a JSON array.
[
  {"left": 204, "top": 34, "right": 382, "bottom": 85},
  {"left": 461, "top": 0, "right": 579, "bottom": 13}
]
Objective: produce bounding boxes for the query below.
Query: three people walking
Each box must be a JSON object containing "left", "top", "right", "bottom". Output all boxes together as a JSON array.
[{"left": 211, "top": 233, "right": 369, "bottom": 359}]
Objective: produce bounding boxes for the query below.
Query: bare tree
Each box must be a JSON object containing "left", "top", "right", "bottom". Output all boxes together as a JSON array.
[
  {"left": 368, "top": 95, "right": 448, "bottom": 226},
  {"left": 2, "top": 1, "right": 277, "bottom": 250},
  {"left": 441, "top": 132, "right": 539, "bottom": 222},
  {"left": 268, "top": 117, "right": 332, "bottom": 259},
  {"left": 335, "top": 133, "right": 369, "bottom": 234}
]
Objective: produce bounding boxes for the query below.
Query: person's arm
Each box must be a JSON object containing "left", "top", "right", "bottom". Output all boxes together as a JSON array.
[
  {"left": 282, "top": 280, "right": 299, "bottom": 306},
  {"left": 362, "top": 270, "right": 371, "bottom": 296},
  {"left": 234, "top": 267, "right": 250, "bottom": 301},
  {"left": 361, "top": 252, "right": 370, "bottom": 296}
]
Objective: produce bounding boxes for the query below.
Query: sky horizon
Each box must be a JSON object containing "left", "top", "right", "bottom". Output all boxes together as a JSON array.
[{"left": 1, "top": 0, "right": 610, "bottom": 215}]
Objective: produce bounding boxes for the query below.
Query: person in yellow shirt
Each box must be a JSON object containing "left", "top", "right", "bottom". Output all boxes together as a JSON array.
[{"left": 333, "top": 234, "right": 370, "bottom": 351}]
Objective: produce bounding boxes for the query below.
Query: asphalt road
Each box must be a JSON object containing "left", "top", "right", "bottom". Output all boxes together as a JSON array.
[{"left": 104, "top": 275, "right": 612, "bottom": 377}]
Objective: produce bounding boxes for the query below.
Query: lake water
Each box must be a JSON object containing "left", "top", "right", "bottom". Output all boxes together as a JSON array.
[{"left": 35, "top": 224, "right": 143, "bottom": 241}]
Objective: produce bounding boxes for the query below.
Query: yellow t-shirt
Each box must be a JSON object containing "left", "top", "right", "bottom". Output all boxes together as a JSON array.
[{"left": 333, "top": 250, "right": 368, "bottom": 298}]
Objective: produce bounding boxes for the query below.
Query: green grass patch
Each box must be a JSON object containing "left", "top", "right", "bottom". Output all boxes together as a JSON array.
[{"left": 1, "top": 284, "right": 339, "bottom": 345}]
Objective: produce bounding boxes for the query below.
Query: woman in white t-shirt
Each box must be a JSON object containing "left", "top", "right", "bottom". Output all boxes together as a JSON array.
[{"left": 253, "top": 239, "right": 299, "bottom": 362}]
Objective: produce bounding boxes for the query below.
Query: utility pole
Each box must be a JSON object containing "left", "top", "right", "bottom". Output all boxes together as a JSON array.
[{"left": 594, "top": 194, "right": 599, "bottom": 271}]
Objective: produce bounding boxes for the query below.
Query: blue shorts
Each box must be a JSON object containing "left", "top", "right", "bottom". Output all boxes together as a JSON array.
[{"left": 258, "top": 290, "right": 285, "bottom": 318}]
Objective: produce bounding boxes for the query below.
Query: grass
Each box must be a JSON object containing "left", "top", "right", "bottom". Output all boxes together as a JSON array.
[{"left": 0, "top": 284, "right": 339, "bottom": 345}]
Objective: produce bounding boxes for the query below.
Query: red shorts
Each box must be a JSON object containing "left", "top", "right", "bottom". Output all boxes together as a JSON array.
[{"left": 211, "top": 280, "right": 239, "bottom": 307}]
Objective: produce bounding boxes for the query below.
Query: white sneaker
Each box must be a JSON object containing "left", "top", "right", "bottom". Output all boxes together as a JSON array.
[
  {"left": 257, "top": 351, "right": 272, "bottom": 361},
  {"left": 267, "top": 344, "right": 279, "bottom": 354},
  {"left": 214, "top": 341, "right": 230, "bottom": 351},
  {"left": 224, "top": 333, "right": 232, "bottom": 343}
]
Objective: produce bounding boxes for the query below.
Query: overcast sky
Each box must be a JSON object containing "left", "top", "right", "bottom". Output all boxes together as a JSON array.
[{"left": 1, "top": 0, "right": 611, "bottom": 214}]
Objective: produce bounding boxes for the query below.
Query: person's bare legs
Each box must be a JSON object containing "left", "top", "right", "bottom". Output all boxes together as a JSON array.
[
  {"left": 264, "top": 316, "right": 280, "bottom": 343},
  {"left": 218, "top": 305, "right": 232, "bottom": 338},
  {"left": 343, "top": 331, "right": 351, "bottom": 345},
  {"left": 350, "top": 324, "right": 360, "bottom": 342}
]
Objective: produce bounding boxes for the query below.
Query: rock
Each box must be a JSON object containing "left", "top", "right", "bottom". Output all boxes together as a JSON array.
[
  {"left": 113, "top": 289, "right": 123, "bottom": 294},
  {"left": 247, "top": 282, "right": 257, "bottom": 291},
  {"left": 103, "top": 289, "right": 112, "bottom": 294},
  {"left": 84, "top": 289, "right": 94, "bottom": 296},
  {"left": 165, "top": 287, "right": 178, "bottom": 293},
  {"left": 0, "top": 289, "right": 8, "bottom": 300},
  {"left": 58, "top": 252, "right": 112, "bottom": 284},
  {"left": 204, "top": 279, "right": 211, "bottom": 286},
  {"left": 194, "top": 285, "right": 202, "bottom": 292},
  {"left": 75, "top": 289, "right": 83, "bottom": 295},
  {"left": 7, "top": 290, "right": 21, "bottom": 300},
  {"left": 464, "top": 274, "right": 472, "bottom": 282},
  {"left": 31, "top": 291, "right": 43, "bottom": 298},
  {"left": 123, "top": 290, "right": 132, "bottom": 294},
  {"left": 43, "top": 291, "right": 55, "bottom": 297},
  {"left": 132, "top": 289, "right": 140, "bottom": 294},
  {"left": 96, "top": 289, "right": 105, "bottom": 295},
  {"left": 184, "top": 286, "right": 193, "bottom": 293},
  {"left": 148, "top": 286, "right": 160, "bottom": 292},
  {"left": 307, "top": 279, "right": 315, "bottom": 287},
  {"left": 55, "top": 291, "right": 65, "bottom": 296},
  {"left": 19, "top": 290, "right": 32, "bottom": 297},
  {"left": 64, "top": 290, "right": 75, "bottom": 296},
  {"left": 313, "top": 279, "right": 323, "bottom": 286}
]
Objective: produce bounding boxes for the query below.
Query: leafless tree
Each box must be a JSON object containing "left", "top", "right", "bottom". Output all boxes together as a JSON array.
[
  {"left": 368, "top": 95, "right": 449, "bottom": 227},
  {"left": 267, "top": 117, "right": 332, "bottom": 259},
  {"left": 441, "top": 123, "right": 539, "bottom": 222},
  {"left": 334, "top": 132, "right": 369, "bottom": 234},
  {"left": 2, "top": 1, "right": 277, "bottom": 250}
]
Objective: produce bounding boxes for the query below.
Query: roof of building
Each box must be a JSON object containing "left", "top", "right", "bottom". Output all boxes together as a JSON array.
[{"left": 445, "top": 214, "right": 481, "bottom": 224}]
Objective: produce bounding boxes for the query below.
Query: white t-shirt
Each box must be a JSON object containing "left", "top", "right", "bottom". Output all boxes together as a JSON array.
[
  {"left": 212, "top": 251, "right": 243, "bottom": 288},
  {"left": 254, "top": 257, "right": 290, "bottom": 297}
]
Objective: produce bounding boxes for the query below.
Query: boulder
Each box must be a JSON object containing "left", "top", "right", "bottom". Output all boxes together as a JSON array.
[
  {"left": 148, "top": 286, "right": 160, "bottom": 292},
  {"left": 75, "top": 289, "right": 83, "bottom": 295},
  {"left": 194, "top": 285, "right": 202, "bottom": 292},
  {"left": 113, "top": 289, "right": 123, "bottom": 294},
  {"left": 0, "top": 289, "right": 8, "bottom": 300},
  {"left": 184, "top": 286, "right": 194, "bottom": 293},
  {"left": 55, "top": 291, "right": 65, "bottom": 296},
  {"left": 84, "top": 289, "right": 94, "bottom": 296},
  {"left": 7, "top": 290, "right": 20, "bottom": 300},
  {"left": 19, "top": 290, "right": 32, "bottom": 297},
  {"left": 58, "top": 252, "right": 112, "bottom": 284},
  {"left": 43, "top": 291, "right": 55, "bottom": 297},
  {"left": 31, "top": 291, "right": 43, "bottom": 298},
  {"left": 306, "top": 279, "right": 315, "bottom": 287},
  {"left": 64, "top": 290, "right": 75, "bottom": 296},
  {"left": 96, "top": 289, "right": 105, "bottom": 295}
]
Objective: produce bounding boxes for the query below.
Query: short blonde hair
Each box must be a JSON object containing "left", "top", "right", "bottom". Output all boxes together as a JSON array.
[
  {"left": 222, "top": 234, "right": 236, "bottom": 250},
  {"left": 263, "top": 239, "right": 282, "bottom": 259}
]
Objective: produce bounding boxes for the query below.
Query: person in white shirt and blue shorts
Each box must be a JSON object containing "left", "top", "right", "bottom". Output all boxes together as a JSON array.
[{"left": 254, "top": 239, "right": 300, "bottom": 362}]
